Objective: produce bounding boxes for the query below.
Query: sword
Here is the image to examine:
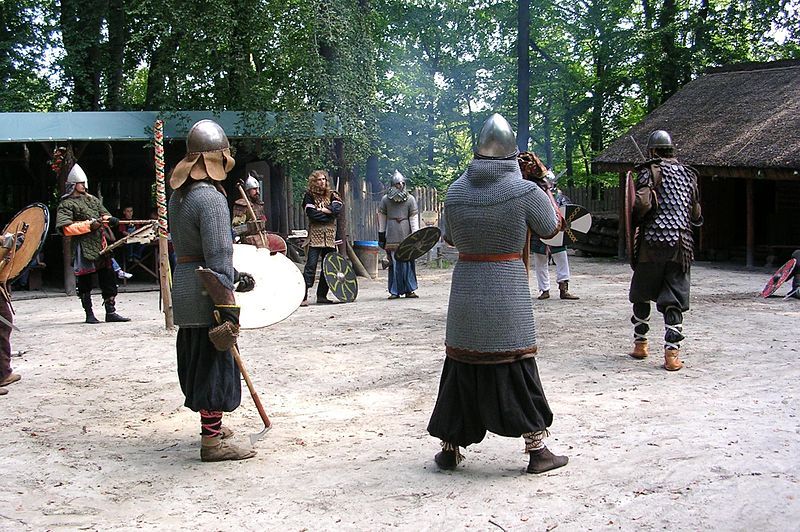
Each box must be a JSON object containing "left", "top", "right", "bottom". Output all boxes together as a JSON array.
[
  {"left": 629, "top": 135, "right": 647, "bottom": 161},
  {"left": 0, "top": 311, "right": 20, "bottom": 332}
]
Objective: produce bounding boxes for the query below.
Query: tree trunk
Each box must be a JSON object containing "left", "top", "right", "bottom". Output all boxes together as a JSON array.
[
  {"left": 517, "top": 0, "right": 530, "bottom": 152},
  {"left": 60, "top": 0, "right": 105, "bottom": 110},
  {"left": 104, "top": 0, "right": 126, "bottom": 110}
]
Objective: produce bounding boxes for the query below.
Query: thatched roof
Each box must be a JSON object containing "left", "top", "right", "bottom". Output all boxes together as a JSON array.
[{"left": 593, "top": 60, "right": 800, "bottom": 179}]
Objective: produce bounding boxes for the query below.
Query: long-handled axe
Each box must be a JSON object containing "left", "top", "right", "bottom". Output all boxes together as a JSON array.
[{"left": 197, "top": 268, "right": 272, "bottom": 445}]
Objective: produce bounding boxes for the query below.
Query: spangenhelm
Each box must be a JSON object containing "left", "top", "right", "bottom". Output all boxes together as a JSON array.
[
  {"left": 646, "top": 130, "right": 673, "bottom": 150},
  {"left": 244, "top": 171, "right": 260, "bottom": 191},
  {"left": 390, "top": 170, "right": 406, "bottom": 188},
  {"left": 67, "top": 163, "right": 88, "bottom": 185},
  {"left": 169, "top": 119, "right": 236, "bottom": 189},
  {"left": 475, "top": 113, "right": 518, "bottom": 159}
]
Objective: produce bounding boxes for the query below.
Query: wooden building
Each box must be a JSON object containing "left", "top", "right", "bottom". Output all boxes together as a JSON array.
[
  {"left": 593, "top": 60, "right": 800, "bottom": 267},
  {"left": 0, "top": 111, "right": 342, "bottom": 290}
]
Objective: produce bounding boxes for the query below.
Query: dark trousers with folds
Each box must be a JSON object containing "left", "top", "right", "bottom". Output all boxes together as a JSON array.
[
  {"left": 0, "top": 298, "right": 12, "bottom": 380},
  {"left": 303, "top": 246, "right": 333, "bottom": 297}
]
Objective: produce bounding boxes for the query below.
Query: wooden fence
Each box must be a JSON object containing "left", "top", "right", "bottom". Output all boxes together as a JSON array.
[
  {"left": 288, "top": 186, "right": 444, "bottom": 242},
  {"left": 560, "top": 185, "right": 620, "bottom": 215},
  {"left": 286, "top": 184, "right": 618, "bottom": 245}
]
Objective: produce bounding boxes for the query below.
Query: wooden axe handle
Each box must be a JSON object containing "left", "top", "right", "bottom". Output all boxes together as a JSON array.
[{"left": 231, "top": 343, "right": 271, "bottom": 429}]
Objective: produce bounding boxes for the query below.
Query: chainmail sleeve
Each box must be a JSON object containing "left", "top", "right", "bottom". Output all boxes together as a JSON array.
[
  {"left": 523, "top": 185, "right": 559, "bottom": 239},
  {"left": 199, "top": 190, "right": 235, "bottom": 289}
]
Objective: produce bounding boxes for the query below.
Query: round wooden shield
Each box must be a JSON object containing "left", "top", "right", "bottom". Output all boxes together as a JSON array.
[
  {"left": 322, "top": 252, "right": 358, "bottom": 302},
  {"left": 266, "top": 233, "right": 287, "bottom": 255},
  {"left": 232, "top": 244, "right": 305, "bottom": 328},
  {"left": 761, "top": 258, "right": 796, "bottom": 298},
  {"left": 0, "top": 203, "right": 50, "bottom": 283},
  {"left": 625, "top": 171, "right": 636, "bottom": 268},
  {"left": 394, "top": 226, "right": 442, "bottom": 262},
  {"left": 541, "top": 204, "right": 592, "bottom": 248}
]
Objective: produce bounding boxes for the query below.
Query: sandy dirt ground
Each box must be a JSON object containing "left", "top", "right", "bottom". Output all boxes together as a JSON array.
[{"left": 2, "top": 256, "right": 799, "bottom": 531}]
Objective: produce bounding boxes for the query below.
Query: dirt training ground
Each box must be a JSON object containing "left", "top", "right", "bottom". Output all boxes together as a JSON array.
[{"left": 2, "top": 256, "right": 799, "bottom": 530}]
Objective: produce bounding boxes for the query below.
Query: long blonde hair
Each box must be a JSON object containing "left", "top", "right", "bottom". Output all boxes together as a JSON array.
[{"left": 307, "top": 170, "right": 331, "bottom": 202}]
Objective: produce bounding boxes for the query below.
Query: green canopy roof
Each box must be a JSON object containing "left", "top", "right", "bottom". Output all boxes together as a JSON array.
[{"left": 0, "top": 111, "right": 343, "bottom": 142}]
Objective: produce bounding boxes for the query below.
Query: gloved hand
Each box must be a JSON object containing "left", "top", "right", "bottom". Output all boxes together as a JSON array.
[
  {"left": 246, "top": 220, "right": 265, "bottom": 233},
  {"left": 209, "top": 305, "right": 240, "bottom": 352},
  {"left": 15, "top": 232, "right": 25, "bottom": 248},
  {"left": 378, "top": 232, "right": 386, "bottom": 249},
  {"left": 89, "top": 219, "right": 102, "bottom": 231},
  {"left": 104, "top": 216, "right": 120, "bottom": 227},
  {"left": 235, "top": 272, "right": 255, "bottom": 292}
]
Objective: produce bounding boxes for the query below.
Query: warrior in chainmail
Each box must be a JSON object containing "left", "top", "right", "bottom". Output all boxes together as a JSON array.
[
  {"left": 301, "top": 170, "right": 343, "bottom": 306},
  {"left": 427, "top": 114, "right": 569, "bottom": 474},
  {"left": 628, "top": 130, "right": 703, "bottom": 371},
  {"left": 56, "top": 163, "right": 130, "bottom": 324},
  {"left": 518, "top": 152, "right": 579, "bottom": 300},
  {"left": 378, "top": 171, "right": 420, "bottom": 299},
  {"left": 231, "top": 170, "right": 268, "bottom": 247},
  {"left": 168, "top": 119, "right": 257, "bottom": 462}
]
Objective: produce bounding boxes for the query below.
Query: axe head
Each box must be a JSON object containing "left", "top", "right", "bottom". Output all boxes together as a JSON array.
[{"left": 249, "top": 422, "right": 273, "bottom": 446}]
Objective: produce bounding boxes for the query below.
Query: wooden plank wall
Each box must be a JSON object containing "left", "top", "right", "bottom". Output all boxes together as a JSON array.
[
  {"left": 287, "top": 186, "right": 443, "bottom": 242},
  {"left": 560, "top": 185, "right": 619, "bottom": 215}
]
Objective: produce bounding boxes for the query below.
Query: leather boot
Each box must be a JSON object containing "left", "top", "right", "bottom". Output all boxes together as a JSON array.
[
  {"left": 537, "top": 290, "right": 550, "bottom": 300},
  {"left": 558, "top": 281, "right": 579, "bottom": 300},
  {"left": 527, "top": 446, "right": 569, "bottom": 474},
  {"left": 80, "top": 293, "right": 100, "bottom": 324},
  {"left": 664, "top": 347, "right": 683, "bottom": 371},
  {"left": 434, "top": 448, "right": 463, "bottom": 470},
  {"left": 104, "top": 297, "right": 131, "bottom": 322},
  {"left": 200, "top": 435, "right": 257, "bottom": 462},
  {"left": 629, "top": 340, "right": 649, "bottom": 359}
]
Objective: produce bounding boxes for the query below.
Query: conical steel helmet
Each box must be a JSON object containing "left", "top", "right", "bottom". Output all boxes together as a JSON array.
[
  {"left": 390, "top": 170, "right": 406, "bottom": 187},
  {"left": 244, "top": 171, "right": 260, "bottom": 191},
  {"left": 475, "top": 113, "right": 518, "bottom": 159},
  {"left": 67, "top": 163, "right": 88, "bottom": 185}
]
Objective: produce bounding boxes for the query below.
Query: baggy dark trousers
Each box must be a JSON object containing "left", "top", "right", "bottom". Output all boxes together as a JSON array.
[
  {"left": 629, "top": 261, "right": 690, "bottom": 312},
  {"left": 427, "top": 357, "right": 553, "bottom": 448},
  {"left": 176, "top": 327, "right": 242, "bottom": 412}
]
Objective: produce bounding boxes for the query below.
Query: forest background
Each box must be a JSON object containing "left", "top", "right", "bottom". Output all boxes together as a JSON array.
[{"left": 2, "top": 0, "right": 799, "bottom": 193}]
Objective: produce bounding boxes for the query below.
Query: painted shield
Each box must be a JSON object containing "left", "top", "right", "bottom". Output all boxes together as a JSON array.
[
  {"left": 0, "top": 203, "right": 50, "bottom": 283},
  {"left": 761, "top": 258, "right": 797, "bottom": 298},
  {"left": 322, "top": 252, "right": 358, "bottom": 302},
  {"left": 232, "top": 243, "right": 305, "bottom": 328},
  {"left": 541, "top": 204, "right": 592, "bottom": 247},
  {"left": 625, "top": 170, "right": 636, "bottom": 268},
  {"left": 394, "top": 226, "right": 442, "bottom": 262},
  {"left": 266, "top": 233, "right": 287, "bottom": 255}
]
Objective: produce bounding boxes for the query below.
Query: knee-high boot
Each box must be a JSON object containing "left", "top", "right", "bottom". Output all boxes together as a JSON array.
[
  {"left": 103, "top": 296, "right": 131, "bottom": 322},
  {"left": 80, "top": 293, "right": 100, "bottom": 324}
]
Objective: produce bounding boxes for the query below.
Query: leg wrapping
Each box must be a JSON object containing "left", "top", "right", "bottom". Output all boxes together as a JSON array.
[
  {"left": 631, "top": 302, "right": 651, "bottom": 342},
  {"left": 664, "top": 306, "right": 685, "bottom": 350}
]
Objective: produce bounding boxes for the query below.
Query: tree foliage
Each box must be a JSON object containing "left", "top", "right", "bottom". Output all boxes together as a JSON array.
[{"left": 3, "top": 0, "right": 799, "bottom": 189}]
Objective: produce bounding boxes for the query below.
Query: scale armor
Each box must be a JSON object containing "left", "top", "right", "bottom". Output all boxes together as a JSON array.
[{"left": 640, "top": 161, "right": 698, "bottom": 270}]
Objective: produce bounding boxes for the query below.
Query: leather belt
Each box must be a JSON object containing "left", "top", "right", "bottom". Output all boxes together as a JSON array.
[
  {"left": 458, "top": 252, "right": 522, "bottom": 262},
  {"left": 177, "top": 255, "right": 203, "bottom": 264}
]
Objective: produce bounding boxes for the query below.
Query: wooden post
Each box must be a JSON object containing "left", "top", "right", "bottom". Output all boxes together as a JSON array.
[
  {"left": 154, "top": 119, "right": 174, "bottom": 329},
  {"left": 746, "top": 178, "right": 754, "bottom": 268},
  {"left": 618, "top": 172, "right": 626, "bottom": 260}
]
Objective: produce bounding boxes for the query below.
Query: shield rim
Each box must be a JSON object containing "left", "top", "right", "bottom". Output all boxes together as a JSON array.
[
  {"left": 761, "top": 258, "right": 796, "bottom": 298},
  {"left": 624, "top": 171, "right": 636, "bottom": 268},
  {"left": 1, "top": 203, "right": 50, "bottom": 283},
  {"left": 232, "top": 244, "right": 305, "bottom": 328},
  {"left": 322, "top": 251, "right": 358, "bottom": 302},
  {"left": 395, "top": 226, "right": 442, "bottom": 262}
]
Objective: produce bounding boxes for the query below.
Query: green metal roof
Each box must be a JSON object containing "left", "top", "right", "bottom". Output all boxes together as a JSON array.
[{"left": 0, "top": 111, "right": 343, "bottom": 142}]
